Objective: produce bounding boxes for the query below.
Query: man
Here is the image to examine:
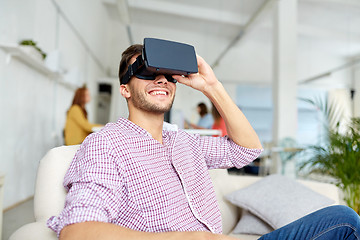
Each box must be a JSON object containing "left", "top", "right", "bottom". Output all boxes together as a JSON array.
[{"left": 48, "top": 43, "right": 360, "bottom": 240}]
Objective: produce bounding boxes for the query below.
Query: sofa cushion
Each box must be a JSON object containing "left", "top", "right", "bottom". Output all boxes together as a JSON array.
[
  {"left": 232, "top": 209, "right": 273, "bottom": 235},
  {"left": 225, "top": 174, "right": 334, "bottom": 234},
  {"left": 232, "top": 209, "right": 273, "bottom": 236}
]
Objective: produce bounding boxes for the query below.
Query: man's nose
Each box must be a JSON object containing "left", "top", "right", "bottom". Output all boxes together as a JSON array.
[{"left": 154, "top": 75, "right": 168, "bottom": 85}]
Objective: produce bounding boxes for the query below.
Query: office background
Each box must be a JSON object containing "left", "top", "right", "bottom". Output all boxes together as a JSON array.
[{"left": 1, "top": 0, "right": 360, "bottom": 214}]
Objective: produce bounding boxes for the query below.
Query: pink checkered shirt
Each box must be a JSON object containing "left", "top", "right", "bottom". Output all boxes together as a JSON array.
[{"left": 47, "top": 118, "right": 262, "bottom": 236}]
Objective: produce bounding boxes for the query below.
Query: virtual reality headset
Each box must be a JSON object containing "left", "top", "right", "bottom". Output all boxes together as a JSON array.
[{"left": 120, "top": 38, "right": 198, "bottom": 84}]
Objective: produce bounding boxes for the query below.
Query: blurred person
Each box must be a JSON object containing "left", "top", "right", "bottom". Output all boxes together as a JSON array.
[
  {"left": 188, "top": 102, "right": 214, "bottom": 129},
  {"left": 211, "top": 103, "right": 227, "bottom": 137},
  {"left": 64, "top": 86, "right": 103, "bottom": 145}
]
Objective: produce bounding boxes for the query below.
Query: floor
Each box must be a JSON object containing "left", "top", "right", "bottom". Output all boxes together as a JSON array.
[{"left": 2, "top": 198, "right": 34, "bottom": 240}]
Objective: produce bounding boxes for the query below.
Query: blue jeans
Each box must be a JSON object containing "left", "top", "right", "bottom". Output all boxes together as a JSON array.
[{"left": 259, "top": 205, "right": 360, "bottom": 240}]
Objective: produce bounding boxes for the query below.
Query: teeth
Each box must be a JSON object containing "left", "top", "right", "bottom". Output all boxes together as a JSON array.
[{"left": 150, "top": 91, "right": 167, "bottom": 96}]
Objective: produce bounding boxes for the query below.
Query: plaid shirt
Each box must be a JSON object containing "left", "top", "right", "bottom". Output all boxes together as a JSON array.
[{"left": 48, "top": 118, "right": 261, "bottom": 236}]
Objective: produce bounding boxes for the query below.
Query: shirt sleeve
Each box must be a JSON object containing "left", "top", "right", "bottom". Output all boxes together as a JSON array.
[
  {"left": 47, "top": 134, "right": 125, "bottom": 237},
  {"left": 198, "top": 135, "right": 263, "bottom": 170}
]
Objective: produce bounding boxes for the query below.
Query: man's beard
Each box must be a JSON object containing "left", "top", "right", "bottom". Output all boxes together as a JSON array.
[{"left": 130, "top": 88, "right": 174, "bottom": 114}]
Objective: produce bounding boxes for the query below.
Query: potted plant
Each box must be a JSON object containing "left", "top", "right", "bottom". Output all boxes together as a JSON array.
[
  {"left": 19, "top": 39, "right": 47, "bottom": 60},
  {"left": 299, "top": 97, "right": 360, "bottom": 214}
]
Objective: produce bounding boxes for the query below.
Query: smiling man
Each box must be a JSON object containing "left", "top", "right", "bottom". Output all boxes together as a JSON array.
[
  {"left": 120, "top": 51, "right": 177, "bottom": 143},
  {"left": 48, "top": 41, "right": 360, "bottom": 240}
]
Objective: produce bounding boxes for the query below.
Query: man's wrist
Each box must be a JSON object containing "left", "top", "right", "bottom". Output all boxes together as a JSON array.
[{"left": 203, "top": 81, "right": 226, "bottom": 104}]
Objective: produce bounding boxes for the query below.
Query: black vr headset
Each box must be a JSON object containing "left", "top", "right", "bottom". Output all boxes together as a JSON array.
[{"left": 120, "top": 38, "right": 198, "bottom": 85}]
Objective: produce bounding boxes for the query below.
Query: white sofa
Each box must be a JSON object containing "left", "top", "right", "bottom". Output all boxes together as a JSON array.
[{"left": 9, "top": 145, "right": 340, "bottom": 240}]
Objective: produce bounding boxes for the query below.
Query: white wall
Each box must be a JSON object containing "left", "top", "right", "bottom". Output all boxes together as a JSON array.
[{"left": 0, "top": 0, "right": 125, "bottom": 209}]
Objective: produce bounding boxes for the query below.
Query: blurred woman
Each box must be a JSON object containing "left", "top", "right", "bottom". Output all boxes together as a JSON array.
[
  {"left": 196, "top": 102, "right": 214, "bottom": 129},
  {"left": 211, "top": 103, "right": 227, "bottom": 137},
  {"left": 188, "top": 102, "right": 214, "bottom": 129},
  {"left": 64, "top": 87, "right": 103, "bottom": 145}
]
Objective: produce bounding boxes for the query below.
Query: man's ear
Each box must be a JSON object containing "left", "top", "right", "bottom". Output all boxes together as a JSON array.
[{"left": 120, "top": 85, "right": 131, "bottom": 99}]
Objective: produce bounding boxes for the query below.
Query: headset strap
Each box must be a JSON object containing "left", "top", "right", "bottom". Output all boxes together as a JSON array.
[{"left": 121, "top": 55, "right": 143, "bottom": 84}]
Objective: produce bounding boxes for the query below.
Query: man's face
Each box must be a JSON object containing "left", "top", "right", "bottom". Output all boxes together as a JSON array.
[{"left": 124, "top": 55, "right": 176, "bottom": 114}]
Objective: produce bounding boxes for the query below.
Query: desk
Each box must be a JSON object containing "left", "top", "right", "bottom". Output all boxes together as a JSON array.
[
  {"left": 0, "top": 174, "right": 4, "bottom": 239},
  {"left": 271, "top": 147, "right": 304, "bottom": 153},
  {"left": 183, "top": 129, "right": 222, "bottom": 136},
  {"left": 92, "top": 126, "right": 104, "bottom": 132}
]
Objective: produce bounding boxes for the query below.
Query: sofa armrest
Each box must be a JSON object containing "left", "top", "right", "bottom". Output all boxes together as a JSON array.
[
  {"left": 34, "top": 145, "right": 79, "bottom": 222},
  {"left": 9, "top": 222, "right": 57, "bottom": 240}
]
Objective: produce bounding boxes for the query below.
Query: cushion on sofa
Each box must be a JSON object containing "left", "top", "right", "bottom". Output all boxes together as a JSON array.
[
  {"left": 225, "top": 174, "right": 334, "bottom": 235},
  {"left": 232, "top": 209, "right": 273, "bottom": 235}
]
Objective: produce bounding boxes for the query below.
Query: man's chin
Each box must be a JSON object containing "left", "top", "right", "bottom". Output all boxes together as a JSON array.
[
  {"left": 151, "top": 106, "right": 172, "bottom": 114},
  {"left": 147, "top": 100, "right": 173, "bottom": 113},
  {"left": 137, "top": 103, "right": 172, "bottom": 114},
  {"left": 131, "top": 95, "right": 174, "bottom": 114}
]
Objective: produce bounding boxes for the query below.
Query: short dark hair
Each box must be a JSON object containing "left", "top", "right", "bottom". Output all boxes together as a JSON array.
[
  {"left": 118, "top": 44, "right": 143, "bottom": 85},
  {"left": 197, "top": 102, "right": 208, "bottom": 117}
]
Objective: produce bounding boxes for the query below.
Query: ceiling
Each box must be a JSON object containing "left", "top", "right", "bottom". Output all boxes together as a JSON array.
[{"left": 104, "top": 0, "right": 360, "bottom": 88}]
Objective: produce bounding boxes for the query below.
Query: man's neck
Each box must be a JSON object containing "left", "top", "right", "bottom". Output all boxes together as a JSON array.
[{"left": 128, "top": 111, "right": 165, "bottom": 144}]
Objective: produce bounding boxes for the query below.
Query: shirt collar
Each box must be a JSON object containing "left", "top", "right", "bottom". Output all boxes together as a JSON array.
[{"left": 117, "top": 117, "right": 177, "bottom": 143}]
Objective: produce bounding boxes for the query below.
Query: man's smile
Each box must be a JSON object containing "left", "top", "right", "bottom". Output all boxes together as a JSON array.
[
  {"left": 147, "top": 87, "right": 171, "bottom": 98},
  {"left": 149, "top": 90, "right": 168, "bottom": 96}
]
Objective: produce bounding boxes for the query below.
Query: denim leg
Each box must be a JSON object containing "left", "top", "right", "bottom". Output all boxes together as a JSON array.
[{"left": 259, "top": 205, "right": 360, "bottom": 240}]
